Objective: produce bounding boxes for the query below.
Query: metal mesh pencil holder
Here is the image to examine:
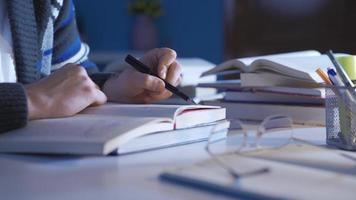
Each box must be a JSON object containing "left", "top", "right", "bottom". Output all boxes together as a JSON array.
[{"left": 325, "top": 86, "right": 356, "bottom": 151}]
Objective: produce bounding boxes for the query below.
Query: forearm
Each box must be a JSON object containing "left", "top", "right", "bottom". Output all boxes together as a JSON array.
[{"left": 0, "top": 83, "right": 28, "bottom": 133}]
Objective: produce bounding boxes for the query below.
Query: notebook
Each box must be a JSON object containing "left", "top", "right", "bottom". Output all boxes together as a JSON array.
[
  {"left": 0, "top": 104, "right": 226, "bottom": 155},
  {"left": 201, "top": 51, "right": 348, "bottom": 87}
]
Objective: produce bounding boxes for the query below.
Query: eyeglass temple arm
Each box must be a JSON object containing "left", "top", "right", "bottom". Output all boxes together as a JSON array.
[{"left": 205, "top": 145, "right": 270, "bottom": 181}]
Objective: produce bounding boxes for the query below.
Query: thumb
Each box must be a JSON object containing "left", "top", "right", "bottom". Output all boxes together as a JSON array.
[{"left": 91, "top": 88, "right": 108, "bottom": 106}]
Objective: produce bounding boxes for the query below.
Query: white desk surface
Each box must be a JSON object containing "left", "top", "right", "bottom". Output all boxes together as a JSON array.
[{"left": 0, "top": 126, "right": 352, "bottom": 200}]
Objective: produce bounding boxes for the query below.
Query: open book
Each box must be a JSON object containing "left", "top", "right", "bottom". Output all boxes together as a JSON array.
[
  {"left": 201, "top": 50, "right": 346, "bottom": 87},
  {"left": 0, "top": 104, "right": 226, "bottom": 155}
]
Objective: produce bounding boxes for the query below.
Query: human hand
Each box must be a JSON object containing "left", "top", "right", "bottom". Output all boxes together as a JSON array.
[
  {"left": 102, "top": 48, "right": 182, "bottom": 103},
  {"left": 26, "top": 64, "right": 107, "bottom": 120}
]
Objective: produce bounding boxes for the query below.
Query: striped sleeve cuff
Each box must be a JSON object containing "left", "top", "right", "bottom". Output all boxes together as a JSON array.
[{"left": 51, "top": 42, "right": 90, "bottom": 70}]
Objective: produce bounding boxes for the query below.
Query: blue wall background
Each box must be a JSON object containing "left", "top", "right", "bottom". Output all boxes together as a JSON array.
[{"left": 74, "top": 0, "right": 224, "bottom": 64}]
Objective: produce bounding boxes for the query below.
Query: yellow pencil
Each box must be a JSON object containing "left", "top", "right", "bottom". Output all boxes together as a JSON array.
[{"left": 316, "top": 68, "right": 332, "bottom": 85}]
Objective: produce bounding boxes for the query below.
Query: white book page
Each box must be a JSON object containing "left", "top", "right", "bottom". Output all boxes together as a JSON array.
[
  {"left": 82, "top": 104, "right": 221, "bottom": 127},
  {"left": 174, "top": 107, "right": 226, "bottom": 129},
  {"left": 82, "top": 104, "right": 184, "bottom": 119},
  {"left": 239, "top": 50, "right": 321, "bottom": 66},
  {"left": 0, "top": 115, "right": 173, "bottom": 155},
  {"left": 201, "top": 59, "right": 247, "bottom": 77},
  {"left": 178, "top": 58, "right": 216, "bottom": 86},
  {"left": 201, "top": 50, "right": 321, "bottom": 77},
  {"left": 250, "top": 55, "right": 334, "bottom": 82}
]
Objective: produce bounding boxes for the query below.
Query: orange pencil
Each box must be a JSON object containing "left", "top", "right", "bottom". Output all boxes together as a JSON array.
[{"left": 316, "top": 68, "right": 332, "bottom": 85}]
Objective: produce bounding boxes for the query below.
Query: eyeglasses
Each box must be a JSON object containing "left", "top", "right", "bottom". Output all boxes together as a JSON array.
[
  {"left": 205, "top": 115, "right": 356, "bottom": 184},
  {"left": 205, "top": 115, "right": 294, "bottom": 181}
]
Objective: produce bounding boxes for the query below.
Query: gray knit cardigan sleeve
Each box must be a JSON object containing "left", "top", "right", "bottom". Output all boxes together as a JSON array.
[
  {"left": 0, "top": 83, "right": 27, "bottom": 133},
  {"left": 0, "top": 0, "right": 113, "bottom": 134}
]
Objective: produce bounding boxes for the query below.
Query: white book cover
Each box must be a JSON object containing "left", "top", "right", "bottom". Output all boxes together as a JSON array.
[
  {"left": 0, "top": 104, "right": 226, "bottom": 155},
  {"left": 224, "top": 91, "right": 324, "bottom": 105},
  {"left": 205, "top": 101, "right": 325, "bottom": 126},
  {"left": 198, "top": 81, "right": 325, "bottom": 97}
]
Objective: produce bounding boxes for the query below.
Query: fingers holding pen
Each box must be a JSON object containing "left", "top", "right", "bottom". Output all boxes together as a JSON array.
[
  {"left": 156, "top": 48, "right": 177, "bottom": 79},
  {"left": 165, "top": 61, "right": 182, "bottom": 86}
]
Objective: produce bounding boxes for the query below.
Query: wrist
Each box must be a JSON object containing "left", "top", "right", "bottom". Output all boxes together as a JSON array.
[
  {"left": 25, "top": 86, "right": 48, "bottom": 120},
  {"left": 26, "top": 88, "right": 39, "bottom": 120}
]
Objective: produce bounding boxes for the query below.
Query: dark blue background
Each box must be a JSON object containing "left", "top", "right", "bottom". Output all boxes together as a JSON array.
[{"left": 74, "top": 0, "right": 224, "bottom": 64}]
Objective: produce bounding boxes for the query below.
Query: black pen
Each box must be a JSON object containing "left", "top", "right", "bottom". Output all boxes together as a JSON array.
[{"left": 125, "top": 54, "right": 197, "bottom": 105}]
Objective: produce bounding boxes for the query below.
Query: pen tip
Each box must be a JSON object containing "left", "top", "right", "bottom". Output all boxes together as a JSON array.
[{"left": 188, "top": 98, "right": 198, "bottom": 105}]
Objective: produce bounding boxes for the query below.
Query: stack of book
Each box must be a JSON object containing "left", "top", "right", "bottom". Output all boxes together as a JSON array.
[{"left": 198, "top": 50, "right": 343, "bottom": 126}]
